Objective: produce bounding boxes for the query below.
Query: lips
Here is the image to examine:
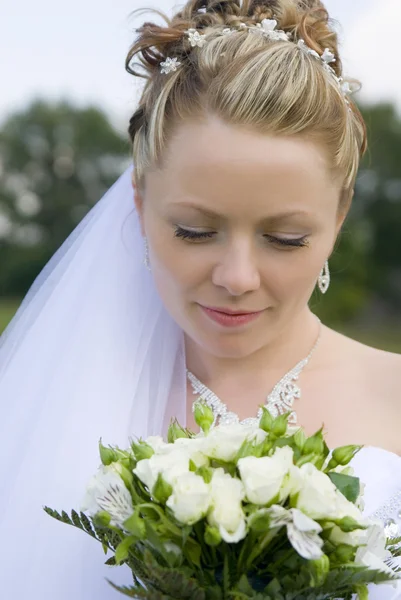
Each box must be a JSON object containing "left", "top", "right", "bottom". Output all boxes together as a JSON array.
[{"left": 199, "top": 305, "right": 265, "bottom": 328}]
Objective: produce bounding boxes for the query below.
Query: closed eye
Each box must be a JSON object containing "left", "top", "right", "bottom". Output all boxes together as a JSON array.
[
  {"left": 174, "top": 226, "right": 216, "bottom": 241},
  {"left": 174, "top": 226, "right": 309, "bottom": 248},
  {"left": 264, "top": 234, "right": 309, "bottom": 248}
]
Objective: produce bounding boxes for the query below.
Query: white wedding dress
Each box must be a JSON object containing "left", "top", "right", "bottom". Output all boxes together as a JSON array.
[{"left": 1, "top": 168, "right": 400, "bottom": 598}]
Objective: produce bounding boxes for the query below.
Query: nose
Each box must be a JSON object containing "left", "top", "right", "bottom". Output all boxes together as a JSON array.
[{"left": 212, "top": 241, "right": 260, "bottom": 296}]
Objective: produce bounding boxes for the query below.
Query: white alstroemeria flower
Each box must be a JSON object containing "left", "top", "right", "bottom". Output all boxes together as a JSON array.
[
  {"left": 201, "top": 422, "right": 266, "bottom": 463},
  {"left": 355, "top": 522, "right": 396, "bottom": 579},
  {"left": 166, "top": 471, "right": 211, "bottom": 525},
  {"left": 238, "top": 446, "right": 295, "bottom": 505},
  {"left": 263, "top": 505, "right": 324, "bottom": 560},
  {"left": 207, "top": 468, "right": 247, "bottom": 543},
  {"left": 296, "top": 463, "right": 364, "bottom": 522},
  {"left": 186, "top": 28, "right": 207, "bottom": 48},
  {"left": 134, "top": 449, "right": 189, "bottom": 493},
  {"left": 81, "top": 464, "right": 134, "bottom": 527}
]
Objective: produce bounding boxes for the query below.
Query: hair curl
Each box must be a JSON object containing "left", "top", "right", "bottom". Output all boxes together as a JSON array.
[{"left": 126, "top": 0, "right": 367, "bottom": 210}]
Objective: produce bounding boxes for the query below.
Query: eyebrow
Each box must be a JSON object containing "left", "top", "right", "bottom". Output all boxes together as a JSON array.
[{"left": 170, "top": 201, "right": 311, "bottom": 222}]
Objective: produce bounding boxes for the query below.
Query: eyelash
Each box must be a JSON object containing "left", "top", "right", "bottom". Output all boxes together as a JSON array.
[{"left": 174, "top": 226, "right": 309, "bottom": 248}]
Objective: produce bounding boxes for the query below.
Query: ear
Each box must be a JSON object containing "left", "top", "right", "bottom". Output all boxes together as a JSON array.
[{"left": 132, "top": 174, "right": 146, "bottom": 236}]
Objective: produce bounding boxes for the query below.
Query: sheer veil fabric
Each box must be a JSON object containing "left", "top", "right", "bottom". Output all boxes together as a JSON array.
[{"left": 0, "top": 167, "right": 187, "bottom": 596}]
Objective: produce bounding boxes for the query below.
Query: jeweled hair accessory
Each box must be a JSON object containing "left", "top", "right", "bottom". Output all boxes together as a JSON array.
[
  {"left": 297, "top": 39, "right": 358, "bottom": 102},
  {"left": 186, "top": 28, "right": 207, "bottom": 47},
  {"left": 159, "top": 18, "right": 358, "bottom": 102},
  {"left": 248, "top": 19, "right": 291, "bottom": 42},
  {"left": 160, "top": 56, "right": 181, "bottom": 74}
]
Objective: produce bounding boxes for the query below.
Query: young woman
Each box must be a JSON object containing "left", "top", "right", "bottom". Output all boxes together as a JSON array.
[{"left": 1, "top": 1, "right": 400, "bottom": 597}]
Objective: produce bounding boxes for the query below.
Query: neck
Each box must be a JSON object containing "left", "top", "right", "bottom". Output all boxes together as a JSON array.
[{"left": 185, "top": 308, "right": 321, "bottom": 391}]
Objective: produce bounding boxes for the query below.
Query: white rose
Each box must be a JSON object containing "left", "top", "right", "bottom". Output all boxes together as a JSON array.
[
  {"left": 296, "top": 463, "right": 364, "bottom": 522},
  {"left": 202, "top": 423, "right": 266, "bottom": 463},
  {"left": 146, "top": 435, "right": 168, "bottom": 453},
  {"left": 207, "top": 468, "right": 247, "bottom": 543},
  {"left": 166, "top": 472, "right": 211, "bottom": 525},
  {"left": 133, "top": 449, "right": 189, "bottom": 492},
  {"left": 81, "top": 464, "right": 134, "bottom": 526},
  {"left": 238, "top": 446, "right": 295, "bottom": 505},
  {"left": 173, "top": 437, "right": 210, "bottom": 468}
]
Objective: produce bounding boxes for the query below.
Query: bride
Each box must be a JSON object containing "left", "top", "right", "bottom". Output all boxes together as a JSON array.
[{"left": 1, "top": 0, "right": 400, "bottom": 597}]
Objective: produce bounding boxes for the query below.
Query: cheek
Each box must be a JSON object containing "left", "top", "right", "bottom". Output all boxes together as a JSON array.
[
  {"left": 151, "top": 234, "right": 209, "bottom": 298},
  {"left": 259, "top": 248, "right": 328, "bottom": 299}
]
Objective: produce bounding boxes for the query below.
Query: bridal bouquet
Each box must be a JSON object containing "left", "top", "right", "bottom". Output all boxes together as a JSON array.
[{"left": 45, "top": 403, "right": 401, "bottom": 599}]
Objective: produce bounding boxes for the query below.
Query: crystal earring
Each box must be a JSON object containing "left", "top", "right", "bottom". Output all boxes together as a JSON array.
[
  {"left": 318, "top": 260, "right": 330, "bottom": 294},
  {"left": 143, "top": 238, "right": 151, "bottom": 271}
]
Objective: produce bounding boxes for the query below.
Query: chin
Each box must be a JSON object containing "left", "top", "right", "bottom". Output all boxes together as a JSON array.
[{"left": 197, "top": 333, "right": 264, "bottom": 360}]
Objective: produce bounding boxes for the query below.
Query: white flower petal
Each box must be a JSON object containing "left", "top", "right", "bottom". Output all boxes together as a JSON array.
[
  {"left": 291, "top": 508, "right": 322, "bottom": 533},
  {"left": 219, "top": 518, "right": 247, "bottom": 543},
  {"left": 287, "top": 522, "right": 324, "bottom": 560},
  {"left": 81, "top": 465, "right": 134, "bottom": 527}
]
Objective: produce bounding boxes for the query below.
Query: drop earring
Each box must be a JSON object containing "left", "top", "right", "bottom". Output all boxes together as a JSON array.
[
  {"left": 143, "top": 238, "right": 151, "bottom": 271},
  {"left": 318, "top": 260, "right": 330, "bottom": 294}
]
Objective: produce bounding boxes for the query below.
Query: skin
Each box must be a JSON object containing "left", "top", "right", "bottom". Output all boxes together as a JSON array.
[{"left": 134, "top": 114, "right": 401, "bottom": 453}]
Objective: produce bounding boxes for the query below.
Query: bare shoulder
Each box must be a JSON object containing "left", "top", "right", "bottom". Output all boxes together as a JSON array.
[{"left": 322, "top": 324, "right": 401, "bottom": 396}]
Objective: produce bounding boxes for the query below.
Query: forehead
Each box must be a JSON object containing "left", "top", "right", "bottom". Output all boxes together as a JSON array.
[{"left": 146, "top": 116, "right": 339, "bottom": 215}]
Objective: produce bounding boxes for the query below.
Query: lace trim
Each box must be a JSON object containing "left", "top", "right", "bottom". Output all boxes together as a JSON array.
[{"left": 372, "top": 488, "right": 401, "bottom": 538}]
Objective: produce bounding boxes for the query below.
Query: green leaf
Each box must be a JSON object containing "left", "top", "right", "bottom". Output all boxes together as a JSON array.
[
  {"left": 327, "top": 472, "right": 360, "bottom": 503},
  {"left": 115, "top": 535, "right": 138, "bottom": 565}
]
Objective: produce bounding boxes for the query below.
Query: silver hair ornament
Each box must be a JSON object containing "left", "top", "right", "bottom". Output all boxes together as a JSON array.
[
  {"left": 160, "top": 18, "right": 358, "bottom": 103},
  {"left": 186, "top": 28, "right": 207, "bottom": 47},
  {"left": 160, "top": 57, "right": 181, "bottom": 74}
]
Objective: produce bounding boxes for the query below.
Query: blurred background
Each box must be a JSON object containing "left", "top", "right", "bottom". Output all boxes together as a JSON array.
[{"left": 1, "top": 0, "right": 400, "bottom": 350}]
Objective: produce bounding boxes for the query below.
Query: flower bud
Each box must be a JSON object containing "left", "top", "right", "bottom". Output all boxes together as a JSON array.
[
  {"left": 309, "top": 554, "right": 330, "bottom": 586},
  {"left": 271, "top": 413, "right": 289, "bottom": 438},
  {"left": 204, "top": 525, "right": 222, "bottom": 546},
  {"left": 93, "top": 510, "right": 111, "bottom": 527},
  {"left": 152, "top": 473, "right": 173, "bottom": 505},
  {"left": 167, "top": 420, "right": 189, "bottom": 443},
  {"left": 113, "top": 462, "right": 134, "bottom": 489},
  {"left": 193, "top": 401, "right": 214, "bottom": 434},
  {"left": 131, "top": 440, "right": 154, "bottom": 462},
  {"left": 99, "top": 439, "right": 118, "bottom": 466},
  {"left": 124, "top": 509, "right": 146, "bottom": 539},
  {"left": 248, "top": 510, "right": 270, "bottom": 533},
  {"left": 259, "top": 407, "right": 274, "bottom": 433},
  {"left": 333, "top": 543, "right": 356, "bottom": 563},
  {"left": 303, "top": 429, "right": 325, "bottom": 456},
  {"left": 293, "top": 427, "right": 306, "bottom": 452},
  {"left": 332, "top": 445, "right": 362, "bottom": 466},
  {"left": 335, "top": 516, "right": 366, "bottom": 533}
]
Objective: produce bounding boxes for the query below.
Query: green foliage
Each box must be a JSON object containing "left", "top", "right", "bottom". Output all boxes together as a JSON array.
[
  {"left": 0, "top": 99, "right": 130, "bottom": 297},
  {"left": 44, "top": 412, "right": 400, "bottom": 599}
]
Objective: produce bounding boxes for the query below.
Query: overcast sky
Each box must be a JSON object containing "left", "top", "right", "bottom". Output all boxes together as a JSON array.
[{"left": 2, "top": 0, "right": 400, "bottom": 134}]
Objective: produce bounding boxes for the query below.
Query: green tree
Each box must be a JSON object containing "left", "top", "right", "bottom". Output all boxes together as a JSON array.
[{"left": 0, "top": 100, "right": 130, "bottom": 296}]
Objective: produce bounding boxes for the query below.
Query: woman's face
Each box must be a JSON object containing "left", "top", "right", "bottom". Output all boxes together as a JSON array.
[{"left": 135, "top": 115, "right": 345, "bottom": 358}]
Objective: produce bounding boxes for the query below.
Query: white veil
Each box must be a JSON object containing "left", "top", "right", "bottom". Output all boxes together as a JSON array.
[{"left": 0, "top": 166, "right": 187, "bottom": 597}]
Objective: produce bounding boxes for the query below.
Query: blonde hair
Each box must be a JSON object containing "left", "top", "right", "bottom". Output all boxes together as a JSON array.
[{"left": 126, "top": 0, "right": 367, "bottom": 210}]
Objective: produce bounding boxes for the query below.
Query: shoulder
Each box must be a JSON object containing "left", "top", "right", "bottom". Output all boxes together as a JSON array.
[{"left": 322, "top": 324, "right": 401, "bottom": 400}]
